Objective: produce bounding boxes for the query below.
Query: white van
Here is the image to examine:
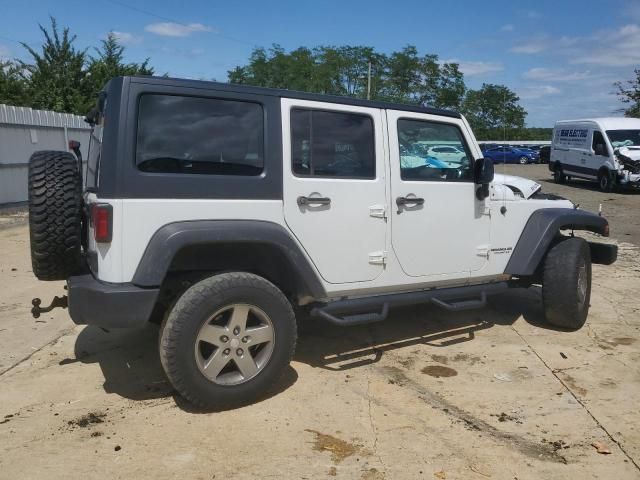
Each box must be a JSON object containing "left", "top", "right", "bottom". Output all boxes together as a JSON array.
[{"left": 549, "top": 117, "right": 640, "bottom": 191}]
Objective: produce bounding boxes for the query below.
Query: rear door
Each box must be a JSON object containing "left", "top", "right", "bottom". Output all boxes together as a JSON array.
[
  {"left": 388, "top": 110, "right": 490, "bottom": 278},
  {"left": 282, "top": 99, "right": 387, "bottom": 284}
]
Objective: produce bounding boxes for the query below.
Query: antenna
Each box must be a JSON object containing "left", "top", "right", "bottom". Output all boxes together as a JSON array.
[
  {"left": 501, "top": 88, "right": 507, "bottom": 212},
  {"left": 367, "top": 61, "right": 372, "bottom": 100}
]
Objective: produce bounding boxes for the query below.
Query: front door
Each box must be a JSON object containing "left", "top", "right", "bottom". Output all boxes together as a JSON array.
[
  {"left": 282, "top": 99, "right": 387, "bottom": 284},
  {"left": 387, "top": 111, "right": 490, "bottom": 278}
]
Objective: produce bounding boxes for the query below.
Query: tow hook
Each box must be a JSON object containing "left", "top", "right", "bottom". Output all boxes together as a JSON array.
[{"left": 31, "top": 295, "right": 68, "bottom": 318}]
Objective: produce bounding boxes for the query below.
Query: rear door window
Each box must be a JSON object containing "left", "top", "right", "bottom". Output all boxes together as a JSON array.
[
  {"left": 290, "top": 109, "right": 375, "bottom": 179},
  {"left": 136, "top": 94, "right": 264, "bottom": 175}
]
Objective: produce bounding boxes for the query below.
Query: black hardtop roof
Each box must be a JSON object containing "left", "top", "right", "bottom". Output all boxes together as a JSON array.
[{"left": 124, "top": 75, "right": 462, "bottom": 119}]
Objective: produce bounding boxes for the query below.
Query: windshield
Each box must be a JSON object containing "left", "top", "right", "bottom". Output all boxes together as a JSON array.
[{"left": 606, "top": 129, "right": 640, "bottom": 148}]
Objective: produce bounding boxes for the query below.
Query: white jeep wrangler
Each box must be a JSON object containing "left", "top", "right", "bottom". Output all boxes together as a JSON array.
[{"left": 28, "top": 76, "right": 617, "bottom": 409}]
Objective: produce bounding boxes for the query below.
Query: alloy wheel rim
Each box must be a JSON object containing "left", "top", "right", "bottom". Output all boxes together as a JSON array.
[{"left": 194, "top": 303, "right": 275, "bottom": 386}]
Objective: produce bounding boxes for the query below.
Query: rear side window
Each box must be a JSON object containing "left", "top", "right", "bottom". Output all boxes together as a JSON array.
[
  {"left": 136, "top": 94, "right": 264, "bottom": 175},
  {"left": 291, "top": 109, "right": 375, "bottom": 179}
]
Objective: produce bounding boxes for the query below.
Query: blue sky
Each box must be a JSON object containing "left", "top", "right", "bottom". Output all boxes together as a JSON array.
[{"left": 1, "top": 0, "right": 639, "bottom": 126}]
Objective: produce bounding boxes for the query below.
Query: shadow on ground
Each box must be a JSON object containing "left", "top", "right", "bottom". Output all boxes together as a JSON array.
[
  {"left": 68, "top": 285, "right": 561, "bottom": 410},
  {"left": 539, "top": 176, "right": 640, "bottom": 195}
]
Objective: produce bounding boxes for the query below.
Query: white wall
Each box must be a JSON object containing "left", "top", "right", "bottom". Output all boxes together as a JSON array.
[{"left": 0, "top": 105, "right": 90, "bottom": 205}]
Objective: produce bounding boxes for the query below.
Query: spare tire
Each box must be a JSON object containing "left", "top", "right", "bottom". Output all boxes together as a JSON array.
[{"left": 28, "top": 151, "right": 83, "bottom": 281}]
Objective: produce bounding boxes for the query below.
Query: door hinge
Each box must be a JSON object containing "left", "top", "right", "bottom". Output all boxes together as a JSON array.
[
  {"left": 368, "top": 250, "right": 388, "bottom": 265},
  {"left": 476, "top": 245, "right": 490, "bottom": 259},
  {"left": 369, "top": 204, "right": 387, "bottom": 219}
]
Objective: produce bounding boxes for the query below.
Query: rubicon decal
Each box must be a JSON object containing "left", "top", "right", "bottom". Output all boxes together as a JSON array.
[{"left": 490, "top": 247, "right": 513, "bottom": 254}]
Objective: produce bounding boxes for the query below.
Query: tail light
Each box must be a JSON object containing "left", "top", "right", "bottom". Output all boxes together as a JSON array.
[{"left": 91, "top": 203, "right": 113, "bottom": 243}]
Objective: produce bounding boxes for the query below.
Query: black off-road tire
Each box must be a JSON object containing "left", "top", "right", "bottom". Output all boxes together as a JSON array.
[
  {"left": 542, "top": 237, "right": 591, "bottom": 330},
  {"left": 598, "top": 169, "right": 615, "bottom": 192},
  {"left": 159, "top": 272, "right": 297, "bottom": 409},
  {"left": 28, "top": 151, "right": 82, "bottom": 280},
  {"left": 553, "top": 163, "right": 566, "bottom": 184}
]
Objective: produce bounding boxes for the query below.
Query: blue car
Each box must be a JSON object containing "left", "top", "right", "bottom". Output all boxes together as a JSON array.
[{"left": 483, "top": 146, "right": 539, "bottom": 164}]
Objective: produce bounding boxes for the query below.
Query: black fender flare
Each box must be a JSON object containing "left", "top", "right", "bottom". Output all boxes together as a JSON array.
[
  {"left": 132, "top": 220, "right": 327, "bottom": 300},
  {"left": 504, "top": 208, "right": 609, "bottom": 277}
]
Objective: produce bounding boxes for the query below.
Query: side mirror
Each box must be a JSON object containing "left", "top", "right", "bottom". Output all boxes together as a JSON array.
[
  {"left": 595, "top": 143, "right": 607, "bottom": 156},
  {"left": 474, "top": 158, "right": 494, "bottom": 200}
]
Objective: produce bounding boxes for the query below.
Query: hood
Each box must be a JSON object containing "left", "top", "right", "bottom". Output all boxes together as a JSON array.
[
  {"left": 616, "top": 146, "right": 640, "bottom": 162},
  {"left": 493, "top": 173, "right": 541, "bottom": 199}
]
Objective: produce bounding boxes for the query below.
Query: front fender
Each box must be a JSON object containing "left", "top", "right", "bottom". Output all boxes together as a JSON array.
[{"left": 504, "top": 208, "right": 609, "bottom": 277}]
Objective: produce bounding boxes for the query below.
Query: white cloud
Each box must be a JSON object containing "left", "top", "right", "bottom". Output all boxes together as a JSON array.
[
  {"left": 510, "top": 36, "right": 549, "bottom": 54},
  {"left": 518, "top": 85, "right": 561, "bottom": 100},
  {"left": 500, "top": 24, "right": 514, "bottom": 32},
  {"left": 446, "top": 59, "right": 503, "bottom": 76},
  {"left": 107, "top": 31, "right": 142, "bottom": 45},
  {"left": 145, "top": 22, "right": 213, "bottom": 37},
  {"left": 523, "top": 67, "right": 593, "bottom": 82},
  {"left": 571, "top": 24, "right": 640, "bottom": 67}
]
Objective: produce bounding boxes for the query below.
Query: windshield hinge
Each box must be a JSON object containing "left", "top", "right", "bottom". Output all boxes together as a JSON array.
[
  {"left": 368, "top": 250, "right": 388, "bottom": 265},
  {"left": 369, "top": 204, "right": 387, "bottom": 219},
  {"left": 476, "top": 245, "right": 490, "bottom": 259}
]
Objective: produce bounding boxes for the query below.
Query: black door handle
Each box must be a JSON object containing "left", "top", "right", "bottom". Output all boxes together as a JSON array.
[
  {"left": 396, "top": 196, "right": 424, "bottom": 207},
  {"left": 297, "top": 196, "right": 331, "bottom": 206}
]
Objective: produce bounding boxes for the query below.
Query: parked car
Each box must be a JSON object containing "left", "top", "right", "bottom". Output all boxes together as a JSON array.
[
  {"left": 26, "top": 75, "right": 616, "bottom": 409},
  {"left": 523, "top": 144, "right": 542, "bottom": 152},
  {"left": 549, "top": 117, "right": 640, "bottom": 191},
  {"left": 483, "top": 146, "right": 540, "bottom": 164},
  {"left": 427, "top": 145, "right": 467, "bottom": 165},
  {"left": 539, "top": 145, "right": 551, "bottom": 164},
  {"left": 479, "top": 143, "right": 498, "bottom": 152}
]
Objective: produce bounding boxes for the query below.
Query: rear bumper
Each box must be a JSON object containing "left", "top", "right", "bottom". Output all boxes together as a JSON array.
[{"left": 67, "top": 274, "right": 159, "bottom": 328}]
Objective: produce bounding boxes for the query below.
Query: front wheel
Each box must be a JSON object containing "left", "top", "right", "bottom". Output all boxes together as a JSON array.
[
  {"left": 542, "top": 237, "right": 591, "bottom": 330},
  {"left": 519, "top": 156, "right": 529, "bottom": 165},
  {"left": 598, "top": 170, "right": 615, "bottom": 192},
  {"left": 160, "top": 272, "right": 297, "bottom": 409}
]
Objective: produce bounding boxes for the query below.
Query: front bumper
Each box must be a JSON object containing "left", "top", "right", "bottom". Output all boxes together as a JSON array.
[
  {"left": 589, "top": 242, "right": 618, "bottom": 265},
  {"left": 618, "top": 171, "right": 640, "bottom": 186},
  {"left": 67, "top": 275, "right": 159, "bottom": 328}
]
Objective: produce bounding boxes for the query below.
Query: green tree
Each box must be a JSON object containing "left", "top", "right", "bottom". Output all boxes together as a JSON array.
[
  {"left": 228, "top": 44, "right": 468, "bottom": 110},
  {"left": 0, "top": 60, "right": 27, "bottom": 105},
  {"left": 434, "top": 62, "right": 466, "bottom": 110},
  {"left": 85, "top": 32, "right": 153, "bottom": 110},
  {"left": 615, "top": 69, "right": 640, "bottom": 118},
  {"left": 462, "top": 83, "right": 526, "bottom": 139},
  {"left": 19, "top": 16, "right": 87, "bottom": 113}
]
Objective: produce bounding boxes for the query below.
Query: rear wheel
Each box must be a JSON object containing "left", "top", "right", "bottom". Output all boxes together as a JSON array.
[
  {"left": 542, "top": 237, "right": 591, "bottom": 330},
  {"left": 28, "top": 150, "right": 82, "bottom": 280},
  {"left": 553, "top": 163, "right": 566, "bottom": 184},
  {"left": 159, "top": 272, "right": 297, "bottom": 409}
]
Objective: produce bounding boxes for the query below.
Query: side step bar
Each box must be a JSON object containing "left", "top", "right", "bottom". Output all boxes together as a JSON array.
[{"left": 310, "top": 282, "right": 507, "bottom": 327}]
